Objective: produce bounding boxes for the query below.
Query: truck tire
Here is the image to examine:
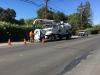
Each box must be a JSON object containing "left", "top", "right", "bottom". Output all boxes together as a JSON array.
[
  {"left": 58, "top": 35, "right": 62, "bottom": 40},
  {"left": 66, "top": 34, "right": 71, "bottom": 40},
  {"left": 49, "top": 34, "right": 55, "bottom": 41}
]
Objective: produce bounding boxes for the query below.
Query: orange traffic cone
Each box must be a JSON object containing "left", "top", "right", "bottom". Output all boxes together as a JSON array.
[
  {"left": 24, "top": 38, "right": 27, "bottom": 47},
  {"left": 42, "top": 38, "right": 45, "bottom": 45},
  {"left": 8, "top": 39, "right": 12, "bottom": 47}
]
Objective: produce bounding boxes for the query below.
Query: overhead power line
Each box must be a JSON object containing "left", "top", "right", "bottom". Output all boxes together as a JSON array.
[
  {"left": 48, "top": 6, "right": 60, "bottom": 12},
  {"left": 20, "top": 0, "right": 49, "bottom": 19},
  {"left": 20, "top": 0, "right": 66, "bottom": 19},
  {"left": 20, "top": 0, "right": 42, "bottom": 7},
  {"left": 48, "top": 5, "right": 63, "bottom": 13},
  {"left": 48, "top": 1, "right": 67, "bottom": 13}
]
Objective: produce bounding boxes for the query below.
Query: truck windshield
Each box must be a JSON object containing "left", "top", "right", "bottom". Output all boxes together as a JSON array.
[{"left": 44, "top": 25, "right": 53, "bottom": 28}]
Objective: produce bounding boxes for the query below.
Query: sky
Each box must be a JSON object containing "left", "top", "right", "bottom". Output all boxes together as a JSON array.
[{"left": 0, "top": 0, "right": 100, "bottom": 25}]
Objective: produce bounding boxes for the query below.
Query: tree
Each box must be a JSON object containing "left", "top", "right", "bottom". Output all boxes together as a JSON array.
[
  {"left": 0, "top": 7, "right": 16, "bottom": 23},
  {"left": 68, "top": 13, "right": 80, "bottom": 35},
  {"left": 84, "top": 1, "right": 92, "bottom": 28},
  {"left": 47, "top": 11, "right": 54, "bottom": 20},
  {"left": 0, "top": 7, "right": 4, "bottom": 13},
  {"left": 53, "top": 11, "right": 67, "bottom": 22},
  {"left": 77, "top": 1, "right": 92, "bottom": 29},
  {"left": 37, "top": 7, "right": 46, "bottom": 19},
  {"left": 37, "top": 7, "right": 55, "bottom": 19},
  {"left": 6, "top": 8, "right": 16, "bottom": 19},
  {"left": 24, "top": 19, "right": 34, "bottom": 26},
  {"left": 18, "top": 19, "right": 25, "bottom": 25},
  {"left": 37, "top": 7, "right": 67, "bottom": 21},
  {"left": 68, "top": 13, "right": 80, "bottom": 28}
]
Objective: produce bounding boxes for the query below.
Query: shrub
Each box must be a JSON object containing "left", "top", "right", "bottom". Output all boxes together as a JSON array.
[
  {"left": 0, "top": 21, "right": 33, "bottom": 42},
  {"left": 90, "top": 29, "right": 99, "bottom": 34}
]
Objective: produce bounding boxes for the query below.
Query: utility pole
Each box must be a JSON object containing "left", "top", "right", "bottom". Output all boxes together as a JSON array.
[
  {"left": 80, "top": 6, "right": 85, "bottom": 30},
  {"left": 45, "top": 0, "right": 48, "bottom": 19},
  {"left": 81, "top": 9, "right": 83, "bottom": 30}
]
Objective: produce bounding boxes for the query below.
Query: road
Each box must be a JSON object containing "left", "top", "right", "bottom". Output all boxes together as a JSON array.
[
  {"left": 64, "top": 47, "right": 100, "bottom": 75},
  {"left": 0, "top": 35, "right": 100, "bottom": 75}
]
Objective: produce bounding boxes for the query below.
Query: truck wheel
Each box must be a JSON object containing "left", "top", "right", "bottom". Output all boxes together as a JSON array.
[
  {"left": 58, "top": 35, "right": 62, "bottom": 40},
  {"left": 66, "top": 34, "right": 71, "bottom": 40},
  {"left": 49, "top": 34, "right": 55, "bottom": 41}
]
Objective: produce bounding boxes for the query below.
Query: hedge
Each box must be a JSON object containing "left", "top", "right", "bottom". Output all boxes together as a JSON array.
[
  {"left": 86, "top": 28, "right": 100, "bottom": 35},
  {"left": 90, "top": 29, "right": 99, "bottom": 34},
  {"left": 0, "top": 21, "right": 33, "bottom": 42}
]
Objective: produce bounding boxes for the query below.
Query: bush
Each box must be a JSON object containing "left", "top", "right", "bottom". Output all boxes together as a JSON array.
[
  {"left": 86, "top": 27, "right": 100, "bottom": 35},
  {"left": 0, "top": 21, "right": 33, "bottom": 42},
  {"left": 90, "top": 29, "right": 99, "bottom": 34}
]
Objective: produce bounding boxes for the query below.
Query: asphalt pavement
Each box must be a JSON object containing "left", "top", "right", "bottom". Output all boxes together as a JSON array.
[
  {"left": 63, "top": 49, "right": 100, "bottom": 75},
  {"left": 0, "top": 35, "right": 100, "bottom": 75},
  {"left": 0, "top": 36, "right": 80, "bottom": 48}
]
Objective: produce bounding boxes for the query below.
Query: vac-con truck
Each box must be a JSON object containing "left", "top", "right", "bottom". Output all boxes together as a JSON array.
[{"left": 33, "top": 19, "right": 72, "bottom": 41}]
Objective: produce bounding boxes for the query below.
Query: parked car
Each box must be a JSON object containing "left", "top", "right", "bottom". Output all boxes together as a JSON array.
[{"left": 78, "top": 30, "right": 88, "bottom": 36}]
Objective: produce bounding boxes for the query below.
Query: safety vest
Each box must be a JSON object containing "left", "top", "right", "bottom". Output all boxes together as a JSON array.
[{"left": 29, "top": 31, "right": 33, "bottom": 38}]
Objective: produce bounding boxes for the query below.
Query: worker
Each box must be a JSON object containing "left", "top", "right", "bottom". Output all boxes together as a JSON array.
[
  {"left": 40, "top": 30, "right": 45, "bottom": 42},
  {"left": 29, "top": 31, "right": 33, "bottom": 43}
]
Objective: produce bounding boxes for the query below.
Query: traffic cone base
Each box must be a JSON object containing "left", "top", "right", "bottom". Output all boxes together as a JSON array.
[
  {"left": 24, "top": 39, "right": 27, "bottom": 47},
  {"left": 42, "top": 38, "right": 45, "bottom": 45},
  {"left": 8, "top": 39, "right": 12, "bottom": 47}
]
